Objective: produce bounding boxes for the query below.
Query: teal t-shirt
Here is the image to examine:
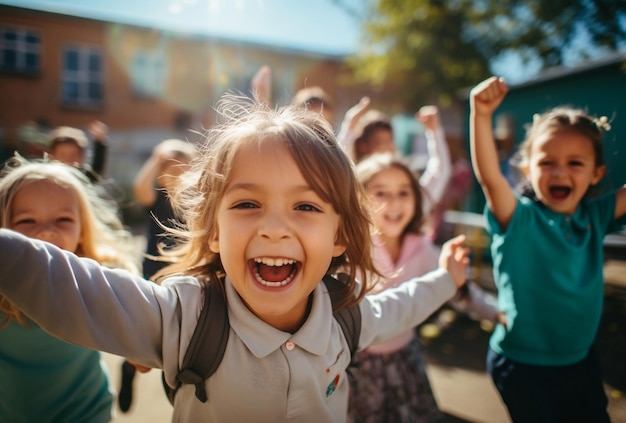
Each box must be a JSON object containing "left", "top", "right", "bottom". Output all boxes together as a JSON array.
[
  {"left": 0, "top": 318, "right": 113, "bottom": 422},
  {"left": 486, "top": 193, "right": 616, "bottom": 366}
]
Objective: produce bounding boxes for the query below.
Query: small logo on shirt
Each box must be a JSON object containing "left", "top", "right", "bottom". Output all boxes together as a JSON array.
[{"left": 325, "top": 375, "right": 340, "bottom": 397}]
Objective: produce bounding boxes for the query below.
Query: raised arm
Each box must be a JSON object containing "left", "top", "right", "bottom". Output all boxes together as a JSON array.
[
  {"left": 416, "top": 105, "right": 451, "bottom": 215},
  {"left": 250, "top": 65, "right": 272, "bottom": 105},
  {"left": 133, "top": 143, "right": 175, "bottom": 206},
  {"left": 87, "top": 120, "right": 108, "bottom": 178},
  {"left": 615, "top": 185, "right": 626, "bottom": 219},
  {"left": 469, "top": 76, "right": 517, "bottom": 228},
  {"left": 336, "top": 96, "right": 371, "bottom": 159}
]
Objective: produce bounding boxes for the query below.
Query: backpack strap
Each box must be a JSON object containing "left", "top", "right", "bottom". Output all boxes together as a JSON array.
[
  {"left": 164, "top": 274, "right": 361, "bottom": 404},
  {"left": 163, "top": 282, "right": 230, "bottom": 404},
  {"left": 323, "top": 274, "right": 361, "bottom": 360}
]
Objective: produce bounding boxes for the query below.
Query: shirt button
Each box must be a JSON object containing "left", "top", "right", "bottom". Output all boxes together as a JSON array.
[{"left": 285, "top": 341, "right": 295, "bottom": 350}]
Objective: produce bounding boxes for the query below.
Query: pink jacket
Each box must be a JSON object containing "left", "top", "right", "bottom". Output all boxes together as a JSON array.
[
  {"left": 366, "top": 233, "right": 499, "bottom": 355},
  {"left": 366, "top": 233, "right": 439, "bottom": 354}
]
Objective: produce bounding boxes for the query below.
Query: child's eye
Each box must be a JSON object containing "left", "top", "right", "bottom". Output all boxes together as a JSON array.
[
  {"left": 57, "top": 217, "right": 76, "bottom": 223},
  {"left": 569, "top": 160, "right": 584, "bottom": 167},
  {"left": 373, "top": 191, "right": 388, "bottom": 199},
  {"left": 295, "top": 203, "right": 321, "bottom": 212},
  {"left": 12, "top": 218, "right": 35, "bottom": 226},
  {"left": 398, "top": 190, "right": 411, "bottom": 198},
  {"left": 232, "top": 201, "right": 258, "bottom": 209},
  {"left": 538, "top": 160, "right": 552, "bottom": 167}
]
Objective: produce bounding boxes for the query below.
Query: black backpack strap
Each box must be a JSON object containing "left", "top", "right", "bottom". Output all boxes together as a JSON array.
[
  {"left": 164, "top": 282, "right": 230, "bottom": 404},
  {"left": 322, "top": 274, "right": 361, "bottom": 360},
  {"left": 164, "top": 275, "right": 360, "bottom": 404}
]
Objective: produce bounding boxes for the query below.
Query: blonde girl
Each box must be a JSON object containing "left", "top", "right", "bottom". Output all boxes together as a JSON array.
[
  {"left": 349, "top": 152, "right": 499, "bottom": 423},
  {"left": 0, "top": 156, "right": 137, "bottom": 422},
  {"left": 0, "top": 97, "right": 469, "bottom": 423},
  {"left": 470, "top": 76, "right": 626, "bottom": 422}
]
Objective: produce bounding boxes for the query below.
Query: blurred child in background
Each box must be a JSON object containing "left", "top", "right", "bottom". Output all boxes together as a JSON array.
[
  {"left": 0, "top": 156, "right": 137, "bottom": 422},
  {"left": 349, "top": 152, "right": 500, "bottom": 422},
  {"left": 116, "top": 138, "right": 197, "bottom": 412},
  {"left": 47, "top": 120, "right": 109, "bottom": 181}
]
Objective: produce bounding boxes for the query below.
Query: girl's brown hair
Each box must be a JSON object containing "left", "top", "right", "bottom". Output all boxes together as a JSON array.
[
  {"left": 154, "top": 95, "right": 380, "bottom": 311},
  {"left": 0, "top": 156, "right": 137, "bottom": 327},
  {"left": 513, "top": 106, "right": 609, "bottom": 198},
  {"left": 352, "top": 110, "right": 393, "bottom": 163},
  {"left": 517, "top": 107, "right": 607, "bottom": 169}
]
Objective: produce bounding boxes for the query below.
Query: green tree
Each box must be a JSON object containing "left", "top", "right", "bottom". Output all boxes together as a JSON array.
[{"left": 336, "top": 0, "right": 626, "bottom": 109}]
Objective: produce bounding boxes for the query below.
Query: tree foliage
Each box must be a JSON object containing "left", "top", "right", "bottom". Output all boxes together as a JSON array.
[{"left": 337, "top": 0, "right": 626, "bottom": 109}]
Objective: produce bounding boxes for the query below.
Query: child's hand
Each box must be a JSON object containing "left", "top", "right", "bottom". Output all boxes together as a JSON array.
[
  {"left": 126, "top": 359, "right": 152, "bottom": 373},
  {"left": 438, "top": 235, "right": 470, "bottom": 288},
  {"left": 470, "top": 76, "right": 508, "bottom": 116},
  {"left": 88, "top": 120, "right": 108, "bottom": 143},
  {"left": 415, "top": 105, "right": 441, "bottom": 131},
  {"left": 496, "top": 311, "right": 508, "bottom": 330},
  {"left": 251, "top": 65, "right": 272, "bottom": 105},
  {"left": 343, "top": 96, "right": 371, "bottom": 130},
  {"left": 153, "top": 141, "right": 179, "bottom": 163}
]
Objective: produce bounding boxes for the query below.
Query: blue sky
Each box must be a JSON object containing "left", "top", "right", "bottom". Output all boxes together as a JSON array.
[{"left": 1, "top": 0, "right": 363, "bottom": 55}]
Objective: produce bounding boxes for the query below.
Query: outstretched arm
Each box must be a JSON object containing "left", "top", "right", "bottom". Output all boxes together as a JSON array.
[
  {"left": 0, "top": 229, "right": 182, "bottom": 368},
  {"left": 359, "top": 235, "right": 469, "bottom": 347},
  {"left": 470, "top": 76, "right": 516, "bottom": 229},
  {"left": 416, "top": 105, "right": 451, "bottom": 215},
  {"left": 437, "top": 234, "right": 470, "bottom": 288}
]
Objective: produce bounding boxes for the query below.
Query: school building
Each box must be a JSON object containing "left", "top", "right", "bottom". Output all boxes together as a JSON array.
[{"left": 0, "top": 3, "right": 391, "bottom": 215}]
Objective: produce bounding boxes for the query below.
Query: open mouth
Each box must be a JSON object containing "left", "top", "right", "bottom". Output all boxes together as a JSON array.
[
  {"left": 383, "top": 212, "right": 403, "bottom": 222},
  {"left": 252, "top": 257, "right": 300, "bottom": 287},
  {"left": 549, "top": 185, "right": 572, "bottom": 200}
]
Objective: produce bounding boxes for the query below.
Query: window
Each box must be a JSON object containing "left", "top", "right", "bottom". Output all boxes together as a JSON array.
[
  {"left": 0, "top": 26, "right": 40, "bottom": 74},
  {"left": 131, "top": 50, "right": 167, "bottom": 97},
  {"left": 61, "top": 45, "right": 103, "bottom": 107}
]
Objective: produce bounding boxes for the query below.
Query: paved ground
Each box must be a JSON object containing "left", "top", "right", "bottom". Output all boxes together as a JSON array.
[{"left": 422, "top": 294, "right": 626, "bottom": 423}]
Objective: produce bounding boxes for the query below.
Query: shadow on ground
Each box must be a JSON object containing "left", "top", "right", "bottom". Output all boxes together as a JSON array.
[{"left": 420, "top": 288, "right": 626, "bottom": 423}]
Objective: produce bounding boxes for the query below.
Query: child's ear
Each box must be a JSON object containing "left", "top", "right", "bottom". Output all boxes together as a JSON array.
[
  {"left": 332, "top": 243, "right": 347, "bottom": 257},
  {"left": 209, "top": 232, "right": 220, "bottom": 253},
  {"left": 591, "top": 165, "right": 606, "bottom": 185},
  {"left": 332, "top": 234, "right": 347, "bottom": 257}
]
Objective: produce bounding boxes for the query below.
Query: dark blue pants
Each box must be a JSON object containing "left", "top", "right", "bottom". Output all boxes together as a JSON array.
[{"left": 487, "top": 347, "right": 610, "bottom": 423}]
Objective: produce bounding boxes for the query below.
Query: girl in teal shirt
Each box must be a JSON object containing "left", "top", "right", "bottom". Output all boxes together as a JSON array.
[{"left": 470, "top": 76, "right": 626, "bottom": 422}]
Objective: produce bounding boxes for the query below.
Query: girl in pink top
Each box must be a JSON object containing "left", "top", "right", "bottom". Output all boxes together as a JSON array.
[{"left": 349, "top": 152, "right": 500, "bottom": 423}]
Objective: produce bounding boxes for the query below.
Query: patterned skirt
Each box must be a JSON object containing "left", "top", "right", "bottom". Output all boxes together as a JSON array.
[{"left": 347, "top": 335, "right": 443, "bottom": 423}]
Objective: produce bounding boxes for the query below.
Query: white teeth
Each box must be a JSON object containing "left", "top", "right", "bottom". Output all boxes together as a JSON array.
[
  {"left": 254, "top": 271, "right": 294, "bottom": 287},
  {"left": 253, "top": 257, "right": 296, "bottom": 266},
  {"left": 385, "top": 213, "right": 402, "bottom": 221},
  {"left": 252, "top": 257, "right": 297, "bottom": 287}
]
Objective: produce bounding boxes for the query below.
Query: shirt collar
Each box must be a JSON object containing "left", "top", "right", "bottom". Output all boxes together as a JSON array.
[{"left": 225, "top": 277, "right": 333, "bottom": 358}]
